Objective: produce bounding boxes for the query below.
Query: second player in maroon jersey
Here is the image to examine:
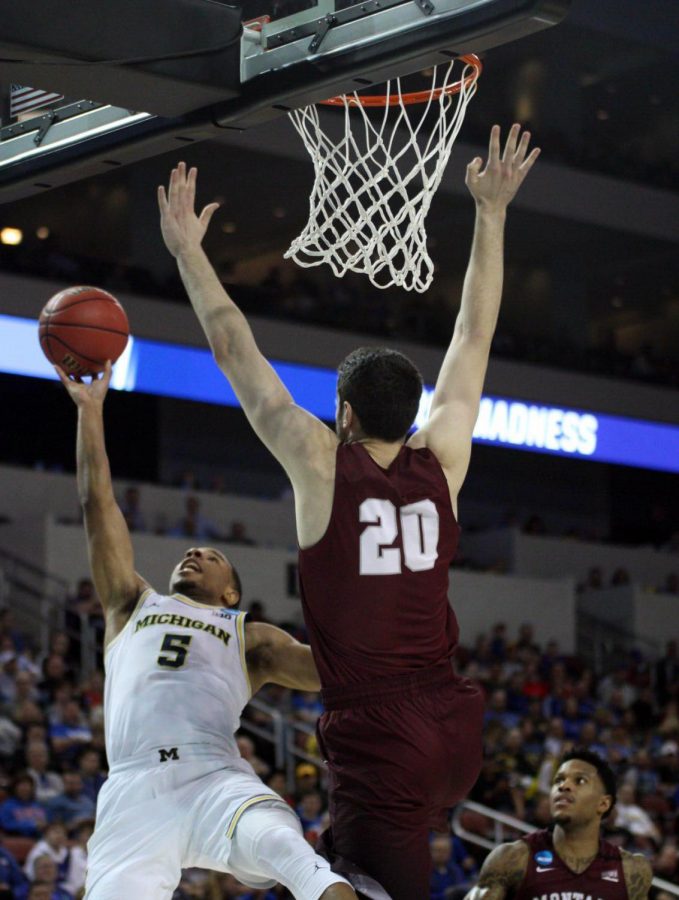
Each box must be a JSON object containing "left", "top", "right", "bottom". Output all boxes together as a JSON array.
[{"left": 465, "top": 751, "right": 653, "bottom": 900}]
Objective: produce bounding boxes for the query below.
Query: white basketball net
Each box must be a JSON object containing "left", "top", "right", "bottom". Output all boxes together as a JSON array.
[{"left": 285, "top": 59, "right": 480, "bottom": 293}]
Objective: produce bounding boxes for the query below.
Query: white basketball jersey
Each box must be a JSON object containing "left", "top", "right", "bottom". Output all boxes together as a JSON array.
[{"left": 104, "top": 589, "right": 251, "bottom": 765}]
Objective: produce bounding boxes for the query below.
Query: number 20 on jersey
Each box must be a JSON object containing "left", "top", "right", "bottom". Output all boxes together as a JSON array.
[{"left": 359, "top": 498, "right": 440, "bottom": 575}]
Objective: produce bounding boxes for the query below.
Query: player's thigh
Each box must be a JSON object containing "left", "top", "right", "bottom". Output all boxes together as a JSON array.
[{"left": 86, "top": 792, "right": 182, "bottom": 900}]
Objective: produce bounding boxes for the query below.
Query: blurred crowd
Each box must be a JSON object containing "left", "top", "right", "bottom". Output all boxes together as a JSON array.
[{"left": 0, "top": 592, "right": 677, "bottom": 899}]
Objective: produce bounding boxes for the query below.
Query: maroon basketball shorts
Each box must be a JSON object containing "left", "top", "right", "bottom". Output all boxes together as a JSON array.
[{"left": 318, "top": 664, "right": 484, "bottom": 900}]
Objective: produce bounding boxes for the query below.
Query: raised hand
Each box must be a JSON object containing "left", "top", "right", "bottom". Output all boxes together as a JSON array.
[
  {"left": 158, "top": 162, "right": 220, "bottom": 259},
  {"left": 55, "top": 360, "right": 112, "bottom": 408},
  {"left": 465, "top": 124, "right": 540, "bottom": 211}
]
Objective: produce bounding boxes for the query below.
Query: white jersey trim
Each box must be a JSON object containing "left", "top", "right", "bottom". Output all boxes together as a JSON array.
[{"left": 235, "top": 611, "right": 251, "bottom": 699}]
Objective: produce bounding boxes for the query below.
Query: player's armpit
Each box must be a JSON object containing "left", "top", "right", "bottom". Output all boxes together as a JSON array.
[
  {"left": 244, "top": 622, "right": 321, "bottom": 693},
  {"left": 621, "top": 851, "right": 653, "bottom": 900},
  {"left": 463, "top": 841, "right": 529, "bottom": 900}
]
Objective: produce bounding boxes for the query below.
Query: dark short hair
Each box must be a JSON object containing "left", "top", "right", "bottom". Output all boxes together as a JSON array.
[
  {"left": 559, "top": 748, "right": 617, "bottom": 818},
  {"left": 337, "top": 347, "right": 423, "bottom": 442}
]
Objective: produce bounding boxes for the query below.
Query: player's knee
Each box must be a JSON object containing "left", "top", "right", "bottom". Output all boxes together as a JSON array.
[{"left": 232, "top": 807, "right": 350, "bottom": 898}]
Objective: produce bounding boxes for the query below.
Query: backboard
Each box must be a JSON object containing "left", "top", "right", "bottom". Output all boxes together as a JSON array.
[{"left": 0, "top": 0, "right": 569, "bottom": 203}]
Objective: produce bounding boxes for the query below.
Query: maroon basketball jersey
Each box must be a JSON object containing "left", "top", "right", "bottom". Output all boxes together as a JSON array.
[
  {"left": 514, "top": 830, "right": 628, "bottom": 900},
  {"left": 298, "top": 442, "right": 460, "bottom": 686}
]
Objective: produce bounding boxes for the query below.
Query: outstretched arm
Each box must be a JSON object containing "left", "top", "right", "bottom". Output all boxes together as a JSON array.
[
  {"left": 411, "top": 125, "right": 539, "bottom": 509},
  {"left": 158, "top": 164, "right": 336, "bottom": 488},
  {"left": 245, "top": 621, "right": 320, "bottom": 694},
  {"left": 463, "top": 840, "right": 529, "bottom": 900},
  {"left": 57, "top": 364, "right": 147, "bottom": 629}
]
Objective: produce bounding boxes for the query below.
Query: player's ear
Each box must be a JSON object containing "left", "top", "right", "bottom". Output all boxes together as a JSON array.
[
  {"left": 223, "top": 587, "right": 240, "bottom": 608},
  {"left": 598, "top": 794, "right": 613, "bottom": 817},
  {"left": 342, "top": 401, "right": 353, "bottom": 429}
]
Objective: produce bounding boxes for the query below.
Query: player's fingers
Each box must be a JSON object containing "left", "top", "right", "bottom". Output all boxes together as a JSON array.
[
  {"left": 157, "top": 185, "right": 168, "bottom": 214},
  {"left": 487, "top": 124, "right": 501, "bottom": 164},
  {"left": 466, "top": 157, "right": 483, "bottom": 181},
  {"left": 502, "top": 123, "right": 521, "bottom": 162},
  {"left": 199, "top": 202, "right": 220, "bottom": 228},
  {"left": 54, "top": 365, "right": 71, "bottom": 388},
  {"left": 101, "top": 360, "right": 113, "bottom": 387},
  {"left": 519, "top": 146, "right": 541, "bottom": 175},
  {"left": 184, "top": 167, "right": 199, "bottom": 214},
  {"left": 512, "top": 130, "right": 531, "bottom": 166},
  {"left": 168, "top": 166, "right": 180, "bottom": 207}
]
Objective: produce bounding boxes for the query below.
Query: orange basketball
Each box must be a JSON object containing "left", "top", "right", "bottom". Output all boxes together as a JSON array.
[{"left": 39, "top": 286, "right": 130, "bottom": 377}]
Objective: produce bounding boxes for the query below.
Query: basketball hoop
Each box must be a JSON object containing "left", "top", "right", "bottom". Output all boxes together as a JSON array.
[{"left": 285, "top": 55, "right": 482, "bottom": 293}]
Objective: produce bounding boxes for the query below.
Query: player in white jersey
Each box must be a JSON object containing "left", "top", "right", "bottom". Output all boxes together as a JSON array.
[{"left": 56, "top": 364, "right": 357, "bottom": 900}]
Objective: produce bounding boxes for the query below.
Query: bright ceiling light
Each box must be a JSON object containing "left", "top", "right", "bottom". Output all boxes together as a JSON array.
[{"left": 0, "top": 227, "right": 23, "bottom": 246}]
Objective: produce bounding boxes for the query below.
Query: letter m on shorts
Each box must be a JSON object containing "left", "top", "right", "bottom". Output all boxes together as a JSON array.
[{"left": 158, "top": 747, "right": 179, "bottom": 762}]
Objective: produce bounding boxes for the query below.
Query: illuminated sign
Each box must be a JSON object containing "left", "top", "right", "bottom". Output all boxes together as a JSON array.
[{"left": 2, "top": 313, "right": 679, "bottom": 473}]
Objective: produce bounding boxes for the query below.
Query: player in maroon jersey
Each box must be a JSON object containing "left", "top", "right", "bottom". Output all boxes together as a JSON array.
[
  {"left": 159, "top": 124, "right": 539, "bottom": 899},
  {"left": 464, "top": 750, "right": 653, "bottom": 900}
]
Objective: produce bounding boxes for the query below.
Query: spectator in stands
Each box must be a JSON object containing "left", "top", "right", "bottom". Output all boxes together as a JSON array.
[
  {"left": 610, "top": 566, "right": 631, "bottom": 586},
  {"left": 660, "top": 572, "right": 679, "bottom": 594},
  {"left": 119, "top": 485, "right": 147, "bottom": 533},
  {"left": 0, "top": 708, "right": 22, "bottom": 760},
  {"left": 598, "top": 663, "right": 636, "bottom": 708},
  {"left": 653, "top": 841, "right": 678, "bottom": 881},
  {"left": 430, "top": 833, "right": 467, "bottom": 900},
  {"left": 169, "top": 495, "right": 222, "bottom": 540},
  {"left": 483, "top": 690, "right": 521, "bottom": 730},
  {"left": 294, "top": 763, "right": 320, "bottom": 799},
  {"left": 489, "top": 623, "right": 508, "bottom": 661},
  {"left": 655, "top": 640, "right": 679, "bottom": 705},
  {"left": 7, "top": 670, "right": 39, "bottom": 712},
  {"left": 296, "top": 790, "right": 325, "bottom": 843},
  {"left": 48, "top": 702, "right": 92, "bottom": 766},
  {"left": 25, "top": 743, "right": 63, "bottom": 805},
  {"left": 79, "top": 669, "right": 104, "bottom": 716},
  {"left": 61, "top": 818, "right": 92, "bottom": 897},
  {"left": 522, "top": 514, "right": 546, "bottom": 535},
  {"left": 37, "top": 657, "right": 69, "bottom": 708},
  {"left": 578, "top": 565, "right": 604, "bottom": 593},
  {"left": 66, "top": 579, "right": 99, "bottom": 619},
  {"left": 77, "top": 748, "right": 105, "bottom": 803},
  {"left": 234, "top": 734, "right": 269, "bottom": 780},
  {"left": 264, "top": 770, "right": 293, "bottom": 807},
  {"left": 0, "top": 772, "right": 48, "bottom": 837},
  {"left": 291, "top": 690, "right": 323, "bottom": 725},
  {"left": 0, "top": 609, "right": 25, "bottom": 654},
  {"left": 614, "top": 783, "right": 661, "bottom": 843},
  {"left": 224, "top": 521, "right": 256, "bottom": 546},
  {"left": 24, "top": 822, "right": 69, "bottom": 882},
  {"left": 0, "top": 838, "right": 28, "bottom": 897},
  {"left": 246, "top": 600, "right": 268, "bottom": 623},
  {"left": 46, "top": 772, "right": 95, "bottom": 829},
  {"left": 22, "top": 855, "right": 73, "bottom": 900},
  {"left": 515, "top": 623, "right": 540, "bottom": 656}
]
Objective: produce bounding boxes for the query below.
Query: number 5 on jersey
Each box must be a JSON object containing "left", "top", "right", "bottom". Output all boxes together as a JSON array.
[
  {"left": 359, "top": 498, "right": 439, "bottom": 575},
  {"left": 158, "top": 633, "right": 192, "bottom": 668}
]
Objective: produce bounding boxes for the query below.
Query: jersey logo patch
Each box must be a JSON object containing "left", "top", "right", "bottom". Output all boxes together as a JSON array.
[
  {"left": 601, "top": 870, "right": 619, "bottom": 882},
  {"left": 535, "top": 851, "right": 554, "bottom": 867},
  {"left": 159, "top": 747, "right": 179, "bottom": 762}
]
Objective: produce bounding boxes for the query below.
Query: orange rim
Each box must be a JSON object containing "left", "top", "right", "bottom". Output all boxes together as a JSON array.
[{"left": 320, "top": 53, "right": 482, "bottom": 107}]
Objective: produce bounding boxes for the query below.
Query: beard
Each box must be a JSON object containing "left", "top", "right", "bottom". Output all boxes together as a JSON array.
[
  {"left": 171, "top": 574, "right": 198, "bottom": 596},
  {"left": 552, "top": 811, "right": 573, "bottom": 828}
]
